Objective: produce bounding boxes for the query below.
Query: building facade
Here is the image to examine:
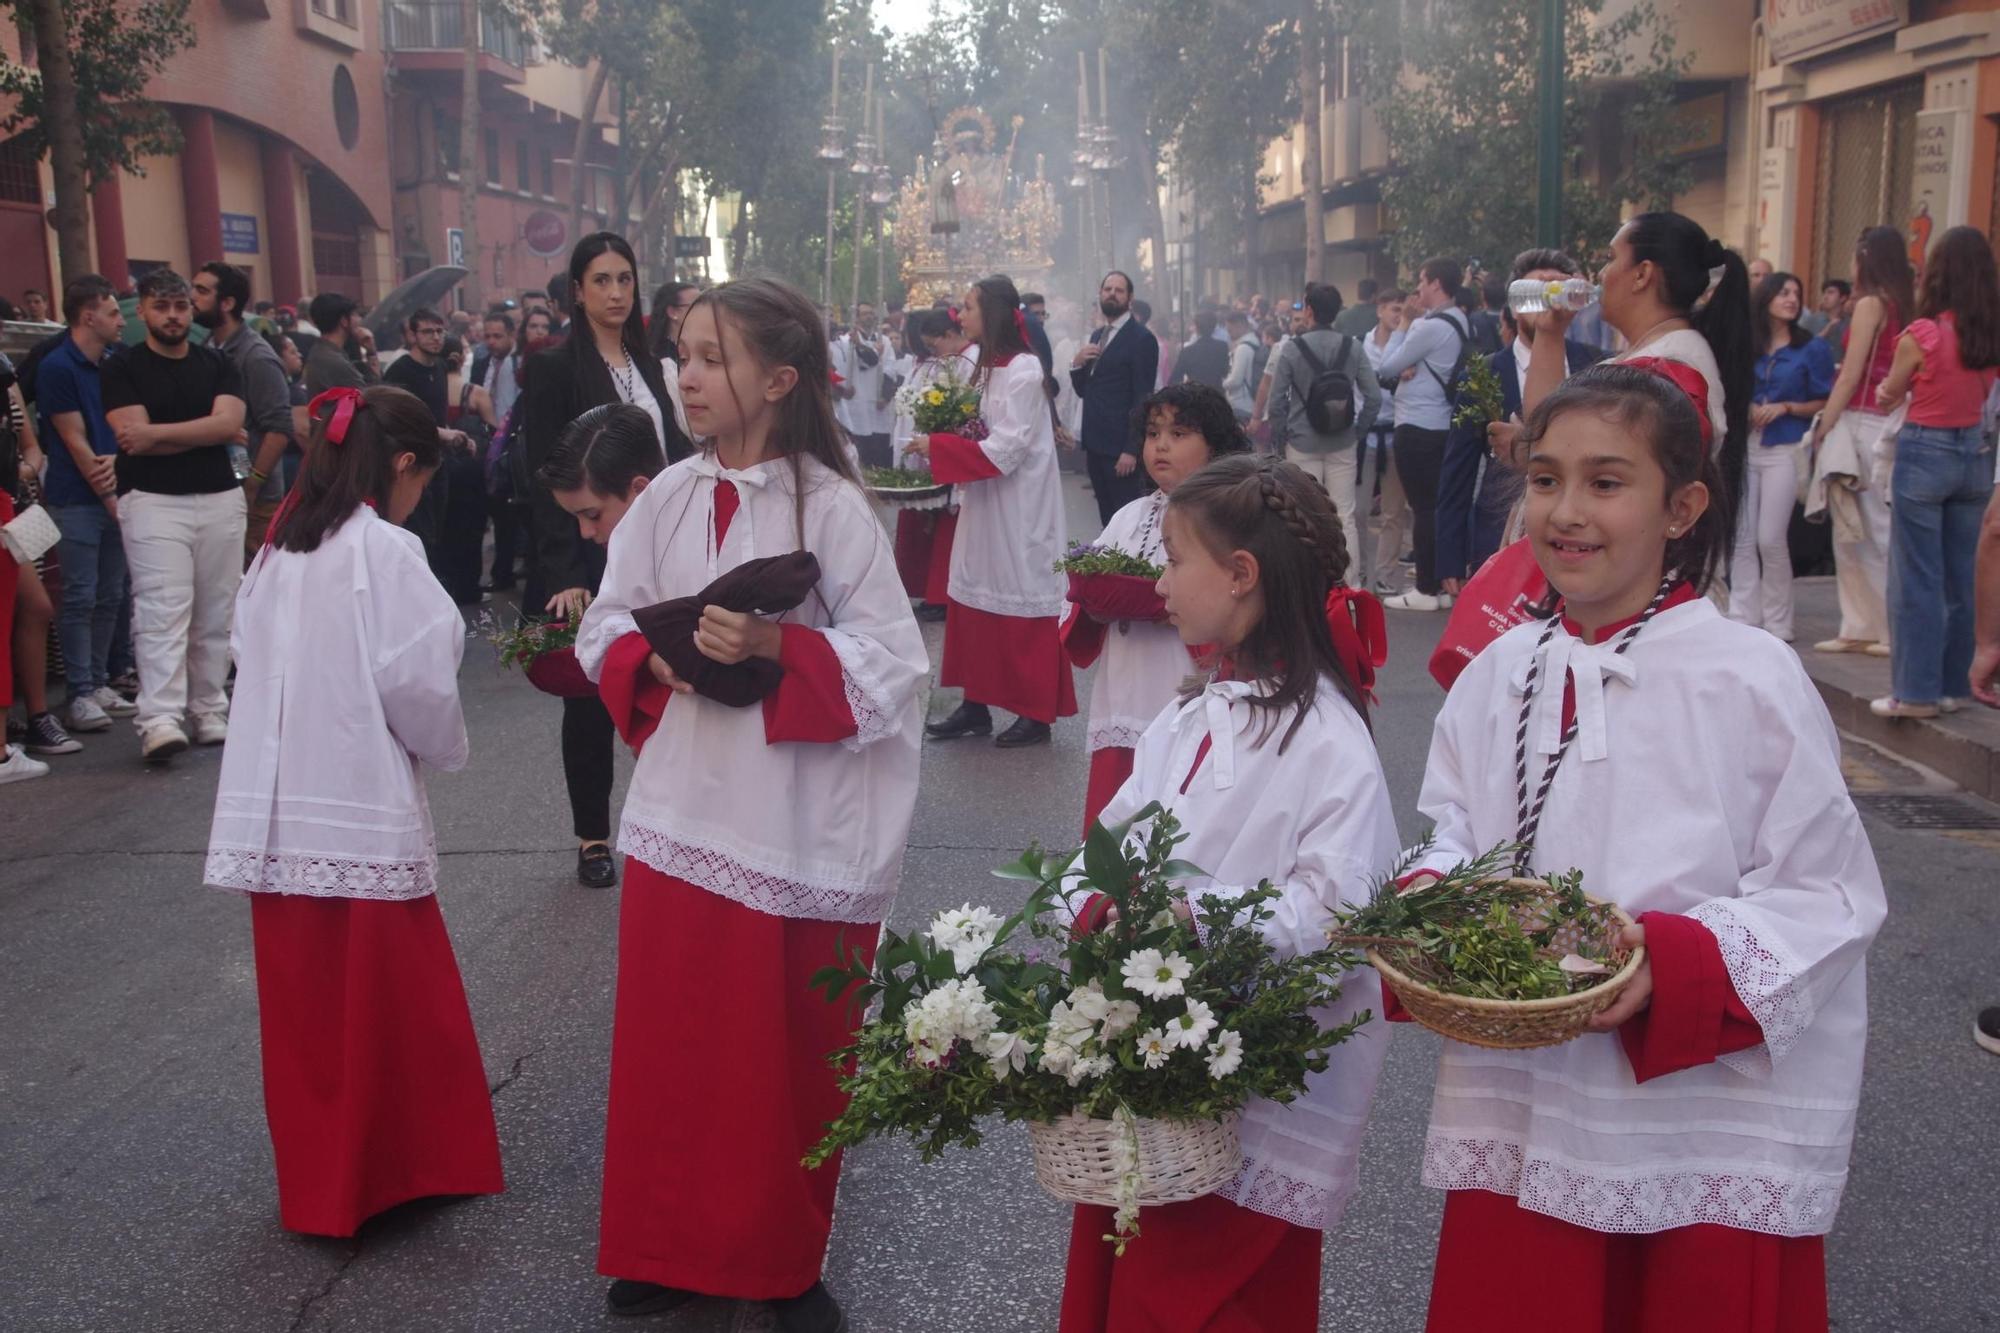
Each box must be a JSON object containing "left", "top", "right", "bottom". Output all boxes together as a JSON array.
[{"left": 0, "top": 0, "right": 617, "bottom": 313}]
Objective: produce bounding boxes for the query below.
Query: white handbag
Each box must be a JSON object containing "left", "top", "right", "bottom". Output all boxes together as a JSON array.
[{"left": 1, "top": 501, "right": 60, "bottom": 564}]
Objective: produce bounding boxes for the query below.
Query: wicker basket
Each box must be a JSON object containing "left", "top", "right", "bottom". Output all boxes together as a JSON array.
[
  {"left": 1364, "top": 880, "right": 1644, "bottom": 1051},
  {"left": 1026, "top": 1111, "right": 1241, "bottom": 1208},
  {"left": 867, "top": 482, "right": 952, "bottom": 510}
]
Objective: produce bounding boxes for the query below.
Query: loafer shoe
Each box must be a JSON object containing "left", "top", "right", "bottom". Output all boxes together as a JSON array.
[
  {"left": 606, "top": 1280, "right": 696, "bottom": 1317},
  {"left": 994, "top": 717, "right": 1052, "bottom": 748},
  {"left": 578, "top": 843, "right": 619, "bottom": 889},
  {"left": 925, "top": 702, "right": 992, "bottom": 740}
]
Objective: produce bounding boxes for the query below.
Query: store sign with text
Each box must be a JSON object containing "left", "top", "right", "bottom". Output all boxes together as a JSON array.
[{"left": 1768, "top": 0, "right": 1907, "bottom": 64}]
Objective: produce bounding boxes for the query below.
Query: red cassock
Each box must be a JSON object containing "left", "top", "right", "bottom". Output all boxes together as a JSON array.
[
  {"left": 928, "top": 434, "right": 1076, "bottom": 724},
  {"left": 1060, "top": 1195, "right": 1322, "bottom": 1333},
  {"left": 1407, "top": 912, "right": 1826, "bottom": 1333},
  {"left": 593, "top": 485, "right": 878, "bottom": 1300},
  {"left": 925, "top": 509, "right": 957, "bottom": 608},
  {"left": 250, "top": 893, "right": 504, "bottom": 1236}
]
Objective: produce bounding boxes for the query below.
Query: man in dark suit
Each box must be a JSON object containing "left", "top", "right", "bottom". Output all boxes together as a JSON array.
[
  {"left": 1170, "top": 310, "right": 1230, "bottom": 389},
  {"left": 1436, "top": 249, "right": 1606, "bottom": 588},
  {"left": 1069, "top": 270, "right": 1158, "bottom": 525}
]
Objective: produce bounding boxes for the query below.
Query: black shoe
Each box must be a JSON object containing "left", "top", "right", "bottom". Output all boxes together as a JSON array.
[
  {"left": 915, "top": 602, "right": 947, "bottom": 622},
  {"left": 925, "top": 702, "right": 992, "bottom": 740},
  {"left": 771, "top": 1281, "right": 848, "bottom": 1333},
  {"left": 1978, "top": 1006, "right": 2000, "bottom": 1056},
  {"left": 577, "top": 843, "right": 618, "bottom": 889},
  {"left": 994, "top": 717, "right": 1051, "bottom": 748},
  {"left": 606, "top": 1279, "right": 697, "bottom": 1317}
]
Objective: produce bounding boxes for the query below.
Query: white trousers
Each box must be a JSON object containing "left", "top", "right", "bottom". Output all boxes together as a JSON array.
[
  {"left": 1285, "top": 445, "right": 1359, "bottom": 568},
  {"left": 119, "top": 488, "right": 246, "bottom": 731},
  {"left": 1728, "top": 445, "right": 1802, "bottom": 640},
  {"left": 1372, "top": 444, "right": 1411, "bottom": 592}
]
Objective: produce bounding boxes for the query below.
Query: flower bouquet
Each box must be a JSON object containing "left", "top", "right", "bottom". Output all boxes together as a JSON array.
[
  {"left": 807, "top": 806, "right": 1368, "bottom": 1248},
  {"left": 1053, "top": 542, "right": 1168, "bottom": 624},
  {"left": 1328, "top": 840, "right": 1643, "bottom": 1050},
  {"left": 484, "top": 613, "right": 593, "bottom": 699},
  {"left": 895, "top": 366, "right": 986, "bottom": 443}
]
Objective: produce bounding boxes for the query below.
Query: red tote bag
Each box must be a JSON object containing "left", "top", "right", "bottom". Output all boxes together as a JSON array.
[{"left": 1427, "top": 537, "right": 1548, "bottom": 692}]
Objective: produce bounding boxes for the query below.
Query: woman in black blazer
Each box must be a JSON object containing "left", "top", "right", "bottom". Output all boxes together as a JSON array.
[{"left": 521, "top": 231, "right": 693, "bottom": 889}]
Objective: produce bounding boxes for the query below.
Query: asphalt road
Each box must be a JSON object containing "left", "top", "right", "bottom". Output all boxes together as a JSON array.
[{"left": 3, "top": 474, "right": 1995, "bottom": 1332}]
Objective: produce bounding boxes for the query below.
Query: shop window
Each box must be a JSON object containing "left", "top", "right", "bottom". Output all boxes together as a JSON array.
[{"left": 1812, "top": 82, "right": 1923, "bottom": 290}]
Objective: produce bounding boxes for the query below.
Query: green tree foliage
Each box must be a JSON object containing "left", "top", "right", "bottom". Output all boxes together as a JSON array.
[{"left": 1356, "top": 0, "right": 1692, "bottom": 271}]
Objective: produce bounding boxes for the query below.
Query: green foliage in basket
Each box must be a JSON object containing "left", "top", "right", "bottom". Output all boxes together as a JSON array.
[
  {"left": 1052, "top": 542, "right": 1164, "bottom": 580},
  {"left": 1451, "top": 355, "right": 1508, "bottom": 431},
  {"left": 864, "top": 466, "right": 941, "bottom": 491},
  {"left": 806, "top": 806, "right": 1368, "bottom": 1170},
  {"left": 480, "top": 611, "right": 577, "bottom": 672},
  {"left": 1331, "top": 839, "right": 1622, "bottom": 1001}
]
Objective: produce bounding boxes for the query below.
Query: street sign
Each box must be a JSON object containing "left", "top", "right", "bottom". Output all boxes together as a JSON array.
[
  {"left": 447, "top": 228, "right": 466, "bottom": 269},
  {"left": 221, "top": 212, "right": 260, "bottom": 255},
  {"left": 674, "top": 236, "right": 711, "bottom": 258}
]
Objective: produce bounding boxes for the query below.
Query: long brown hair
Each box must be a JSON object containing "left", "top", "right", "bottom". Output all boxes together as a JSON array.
[
  {"left": 1854, "top": 225, "right": 1916, "bottom": 323},
  {"left": 969, "top": 273, "right": 1030, "bottom": 384},
  {"left": 272, "top": 385, "right": 441, "bottom": 554},
  {"left": 685, "top": 276, "right": 858, "bottom": 545},
  {"left": 1916, "top": 225, "right": 2000, "bottom": 371},
  {"left": 1166, "top": 454, "right": 1368, "bottom": 750}
]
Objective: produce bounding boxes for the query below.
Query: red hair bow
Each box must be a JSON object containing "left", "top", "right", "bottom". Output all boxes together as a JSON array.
[
  {"left": 308, "top": 386, "right": 365, "bottom": 446},
  {"left": 1325, "top": 586, "right": 1389, "bottom": 704},
  {"left": 1621, "top": 356, "right": 1713, "bottom": 450}
]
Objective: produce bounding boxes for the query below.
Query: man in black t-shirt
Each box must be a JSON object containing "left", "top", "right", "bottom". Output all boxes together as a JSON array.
[
  {"left": 101, "top": 269, "right": 247, "bottom": 764},
  {"left": 383, "top": 307, "right": 449, "bottom": 426}
]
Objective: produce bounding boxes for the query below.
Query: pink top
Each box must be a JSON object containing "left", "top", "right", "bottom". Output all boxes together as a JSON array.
[
  {"left": 1904, "top": 313, "right": 1998, "bottom": 427},
  {"left": 1848, "top": 303, "right": 1901, "bottom": 411}
]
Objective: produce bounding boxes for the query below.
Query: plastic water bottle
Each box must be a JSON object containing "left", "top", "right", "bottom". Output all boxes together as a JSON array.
[
  {"left": 1508, "top": 277, "right": 1599, "bottom": 314},
  {"left": 227, "top": 442, "right": 251, "bottom": 481}
]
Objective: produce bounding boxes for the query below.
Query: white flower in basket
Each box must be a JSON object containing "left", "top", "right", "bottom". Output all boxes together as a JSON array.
[{"left": 805, "top": 804, "right": 1372, "bottom": 1250}]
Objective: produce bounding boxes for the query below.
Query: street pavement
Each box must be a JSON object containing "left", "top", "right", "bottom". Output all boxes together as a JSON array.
[{"left": 3, "top": 473, "right": 1996, "bottom": 1332}]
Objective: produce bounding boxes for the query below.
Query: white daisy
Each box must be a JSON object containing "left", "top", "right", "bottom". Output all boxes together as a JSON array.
[
  {"left": 1138, "top": 1027, "right": 1174, "bottom": 1070},
  {"left": 1205, "top": 1029, "right": 1244, "bottom": 1079},
  {"left": 1168, "top": 998, "right": 1217, "bottom": 1050},
  {"left": 1121, "top": 948, "right": 1192, "bottom": 1000}
]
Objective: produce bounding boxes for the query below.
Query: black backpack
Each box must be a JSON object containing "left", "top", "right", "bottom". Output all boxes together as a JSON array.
[
  {"left": 1291, "top": 332, "right": 1356, "bottom": 435},
  {"left": 1422, "top": 309, "right": 1474, "bottom": 410}
]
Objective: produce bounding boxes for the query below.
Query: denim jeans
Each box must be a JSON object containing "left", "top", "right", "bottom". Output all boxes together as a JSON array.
[
  {"left": 1888, "top": 422, "right": 1994, "bottom": 704},
  {"left": 49, "top": 502, "right": 128, "bottom": 697}
]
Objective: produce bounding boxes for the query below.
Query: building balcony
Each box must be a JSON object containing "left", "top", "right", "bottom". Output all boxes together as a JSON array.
[{"left": 385, "top": 0, "right": 530, "bottom": 78}]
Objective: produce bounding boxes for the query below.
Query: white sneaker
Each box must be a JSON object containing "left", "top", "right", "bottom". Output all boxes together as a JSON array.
[
  {"left": 0, "top": 743, "right": 50, "bottom": 785},
  {"left": 141, "top": 721, "right": 190, "bottom": 765},
  {"left": 1939, "top": 697, "right": 1967, "bottom": 715},
  {"left": 89, "top": 686, "right": 137, "bottom": 718},
  {"left": 191, "top": 713, "right": 228, "bottom": 746},
  {"left": 1382, "top": 590, "right": 1443, "bottom": 612},
  {"left": 66, "top": 695, "right": 112, "bottom": 733}
]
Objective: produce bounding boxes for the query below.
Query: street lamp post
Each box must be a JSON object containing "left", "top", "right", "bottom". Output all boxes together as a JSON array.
[
  {"left": 871, "top": 101, "right": 893, "bottom": 312},
  {"left": 848, "top": 62, "right": 875, "bottom": 321},
  {"left": 818, "top": 47, "right": 846, "bottom": 310}
]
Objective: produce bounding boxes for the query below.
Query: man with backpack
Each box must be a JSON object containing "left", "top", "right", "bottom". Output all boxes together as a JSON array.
[
  {"left": 1372, "top": 256, "right": 1472, "bottom": 611},
  {"left": 1270, "top": 283, "right": 1382, "bottom": 546}
]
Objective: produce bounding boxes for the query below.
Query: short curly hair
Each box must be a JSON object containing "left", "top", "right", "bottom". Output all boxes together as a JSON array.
[{"left": 1129, "top": 382, "right": 1254, "bottom": 458}]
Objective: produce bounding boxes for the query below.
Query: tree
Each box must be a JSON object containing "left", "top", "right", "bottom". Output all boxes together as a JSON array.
[
  {"left": 1355, "top": 0, "right": 1691, "bottom": 272},
  {"left": 0, "top": 0, "right": 195, "bottom": 285},
  {"left": 458, "top": 0, "right": 484, "bottom": 310}
]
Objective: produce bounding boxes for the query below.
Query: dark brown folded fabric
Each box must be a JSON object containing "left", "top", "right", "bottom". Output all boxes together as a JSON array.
[{"left": 633, "top": 551, "right": 823, "bottom": 707}]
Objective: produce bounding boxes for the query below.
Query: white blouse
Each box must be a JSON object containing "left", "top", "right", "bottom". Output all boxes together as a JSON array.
[
  {"left": 205, "top": 509, "right": 469, "bottom": 899},
  {"left": 1074, "top": 491, "right": 1188, "bottom": 754},
  {"left": 1096, "top": 676, "right": 1400, "bottom": 1230},
  {"left": 1616, "top": 328, "right": 1728, "bottom": 451},
  {"left": 575, "top": 451, "right": 927, "bottom": 924},
  {"left": 948, "top": 355, "right": 1068, "bottom": 619},
  {"left": 1411, "top": 598, "right": 1885, "bottom": 1236}
]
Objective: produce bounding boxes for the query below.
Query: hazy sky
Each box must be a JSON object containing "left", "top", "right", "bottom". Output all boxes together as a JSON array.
[{"left": 876, "top": 0, "right": 957, "bottom": 39}]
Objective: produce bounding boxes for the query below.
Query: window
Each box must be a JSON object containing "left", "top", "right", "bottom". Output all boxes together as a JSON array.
[
  {"left": 311, "top": 0, "right": 353, "bottom": 23},
  {"left": 540, "top": 145, "right": 554, "bottom": 197},
  {"left": 517, "top": 139, "right": 531, "bottom": 193},
  {"left": 0, "top": 135, "right": 42, "bottom": 205},
  {"left": 1812, "top": 82, "right": 1923, "bottom": 290},
  {"left": 484, "top": 127, "right": 501, "bottom": 185},
  {"left": 435, "top": 110, "right": 460, "bottom": 176}
]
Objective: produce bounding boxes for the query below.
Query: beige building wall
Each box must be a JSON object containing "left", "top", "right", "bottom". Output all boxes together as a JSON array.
[{"left": 120, "top": 154, "right": 192, "bottom": 275}]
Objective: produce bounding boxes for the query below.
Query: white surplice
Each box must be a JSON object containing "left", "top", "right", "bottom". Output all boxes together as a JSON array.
[
  {"left": 1096, "top": 676, "right": 1400, "bottom": 1230},
  {"left": 205, "top": 508, "right": 468, "bottom": 899},
  {"left": 575, "top": 452, "right": 927, "bottom": 924},
  {"left": 947, "top": 354, "right": 1068, "bottom": 619},
  {"left": 1073, "top": 491, "right": 1187, "bottom": 753},
  {"left": 1409, "top": 598, "right": 1885, "bottom": 1236}
]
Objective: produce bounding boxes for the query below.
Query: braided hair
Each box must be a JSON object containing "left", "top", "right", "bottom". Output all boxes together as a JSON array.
[{"left": 1166, "top": 453, "right": 1369, "bottom": 749}]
